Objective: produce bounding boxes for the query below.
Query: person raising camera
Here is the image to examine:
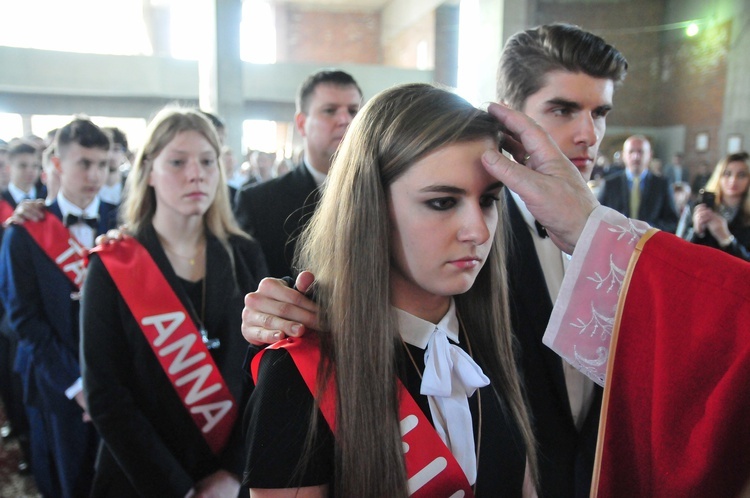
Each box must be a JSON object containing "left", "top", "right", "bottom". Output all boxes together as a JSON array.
[{"left": 690, "top": 151, "right": 750, "bottom": 261}]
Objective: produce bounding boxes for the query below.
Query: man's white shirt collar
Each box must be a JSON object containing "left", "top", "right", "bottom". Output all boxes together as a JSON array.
[{"left": 7, "top": 183, "right": 36, "bottom": 204}]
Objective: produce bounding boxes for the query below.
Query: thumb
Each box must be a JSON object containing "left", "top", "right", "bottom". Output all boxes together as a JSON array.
[
  {"left": 295, "top": 270, "right": 316, "bottom": 294},
  {"left": 482, "top": 149, "right": 535, "bottom": 194}
]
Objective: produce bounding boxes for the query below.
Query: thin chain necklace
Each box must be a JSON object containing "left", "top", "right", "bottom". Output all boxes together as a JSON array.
[
  {"left": 162, "top": 242, "right": 206, "bottom": 266},
  {"left": 400, "top": 312, "right": 482, "bottom": 492}
]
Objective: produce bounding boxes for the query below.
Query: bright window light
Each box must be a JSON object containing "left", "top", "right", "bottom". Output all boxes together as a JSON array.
[
  {"left": 243, "top": 120, "right": 278, "bottom": 154},
  {"left": 0, "top": 114, "right": 24, "bottom": 142},
  {"left": 0, "top": 0, "right": 152, "bottom": 55},
  {"left": 457, "top": 0, "right": 481, "bottom": 105},
  {"left": 241, "top": 1, "right": 276, "bottom": 63}
]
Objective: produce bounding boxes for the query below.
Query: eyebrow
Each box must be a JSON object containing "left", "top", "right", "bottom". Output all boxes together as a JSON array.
[
  {"left": 545, "top": 97, "right": 613, "bottom": 114},
  {"left": 419, "top": 181, "right": 504, "bottom": 194}
]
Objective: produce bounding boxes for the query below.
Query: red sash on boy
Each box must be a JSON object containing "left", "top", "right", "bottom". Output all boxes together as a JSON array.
[
  {"left": 251, "top": 334, "right": 475, "bottom": 497},
  {"left": 592, "top": 231, "right": 750, "bottom": 497},
  {"left": 0, "top": 199, "right": 14, "bottom": 224},
  {"left": 21, "top": 214, "right": 87, "bottom": 289},
  {"left": 93, "top": 238, "right": 237, "bottom": 455}
]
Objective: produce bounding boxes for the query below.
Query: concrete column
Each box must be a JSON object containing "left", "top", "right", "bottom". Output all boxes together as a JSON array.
[
  {"left": 474, "top": 0, "right": 530, "bottom": 103},
  {"left": 434, "top": 4, "right": 460, "bottom": 88},
  {"left": 199, "top": 0, "right": 244, "bottom": 158}
]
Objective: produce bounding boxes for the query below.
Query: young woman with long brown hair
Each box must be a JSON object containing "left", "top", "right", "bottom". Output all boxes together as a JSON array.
[{"left": 243, "top": 84, "right": 537, "bottom": 497}]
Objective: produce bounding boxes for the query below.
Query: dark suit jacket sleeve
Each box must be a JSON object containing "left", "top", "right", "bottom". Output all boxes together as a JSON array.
[
  {"left": 652, "top": 177, "right": 679, "bottom": 233},
  {"left": 81, "top": 255, "right": 194, "bottom": 496},
  {"left": 1, "top": 225, "right": 80, "bottom": 393},
  {"left": 233, "top": 186, "right": 258, "bottom": 237}
]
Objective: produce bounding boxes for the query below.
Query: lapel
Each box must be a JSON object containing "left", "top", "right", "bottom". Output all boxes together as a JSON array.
[
  {"left": 0, "top": 190, "right": 17, "bottom": 208},
  {"left": 47, "top": 201, "right": 63, "bottom": 222},
  {"left": 504, "top": 191, "right": 572, "bottom": 410}
]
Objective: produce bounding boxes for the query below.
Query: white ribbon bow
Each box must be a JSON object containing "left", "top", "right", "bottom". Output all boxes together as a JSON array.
[{"left": 421, "top": 327, "right": 490, "bottom": 485}]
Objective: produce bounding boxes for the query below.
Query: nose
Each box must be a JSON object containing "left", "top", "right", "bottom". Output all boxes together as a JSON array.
[
  {"left": 187, "top": 158, "right": 205, "bottom": 182},
  {"left": 457, "top": 204, "right": 491, "bottom": 246},
  {"left": 574, "top": 113, "right": 598, "bottom": 147},
  {"left": 335, "top": 108, "right": 354, "bottom": 126}
]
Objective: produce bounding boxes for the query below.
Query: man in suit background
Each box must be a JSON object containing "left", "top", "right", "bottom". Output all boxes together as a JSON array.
[
  {"left": 0, "top": 117, "right": 117, "bottom": 498},
  {"left": 497, "top": 24, "right": 628, "bottom": 498},
  {"left": 0, "top": 138, "right": 47, "bottom": 476},
  {"left": 1, "top": 139, "right": 46, "bottom": 210},
  {"left": 598, "top": 135, "right": 678, "bottom": 232},
  {"left": 663, "top": 151, "right": 687, "bottom": 186},
  {"left": 234, "top": 70, "right": 362, "bottom": 277}
]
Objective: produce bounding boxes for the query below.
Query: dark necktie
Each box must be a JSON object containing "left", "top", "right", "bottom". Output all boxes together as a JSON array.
[
  {"left": 534, "top": 220, "right": 548, "bottom": 238},
  {"left": 64, "top": 213, "right": 99, "bottom": 230}
]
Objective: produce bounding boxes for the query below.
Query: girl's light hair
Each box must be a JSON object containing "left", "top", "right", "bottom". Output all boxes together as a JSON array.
[
  {"left": 121, "top": 106, "right": 247, "bottom": 245},
  {"left": 296, "top": 83, "right": 537, "bottom": 496},
  {"left": 704, "top": 151, "right": 750, "bottom": 225}
]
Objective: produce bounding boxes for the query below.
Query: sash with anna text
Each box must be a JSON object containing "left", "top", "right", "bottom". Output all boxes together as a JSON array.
[{"left": 93, "top": 238, "right": 237, "bottom": 455}]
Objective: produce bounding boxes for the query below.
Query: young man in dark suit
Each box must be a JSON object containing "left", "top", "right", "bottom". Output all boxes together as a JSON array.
[
  {"left": 598, "top": 135, "right": 679, "bottom": 232},
  {"left": 0, "top": 117, "right": 117, "bottom": 498},
  {"left": 234, "top": 70, "right": 362, "bottom": 277},
  {"left": 240, "top": 24, "right": 629, "bottom": 498}
]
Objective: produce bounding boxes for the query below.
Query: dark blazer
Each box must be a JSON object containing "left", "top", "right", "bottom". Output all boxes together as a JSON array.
[
  {"left": 0, "top": 200, "right": 117, "bottom": 498},
  {"left": 233, "top": 163, "right": 320, "bottom": 277},
  {"left": 0, "top": 185, "right": 47, "bottom": 209},
  {"left": 598, "top": 170, "right": 678, "bottom": 232},
  {"left": 505, "top": 190, "right": 602, "bottom": 498},
  {"left": 0, "top": 200, "right": 118, "bottom": 405},
  {"left": 81, "top": 226, "right": 268, "bottom": 497},
  {"left": 690, "top": 208, "right": 750, "bottom": 261}
]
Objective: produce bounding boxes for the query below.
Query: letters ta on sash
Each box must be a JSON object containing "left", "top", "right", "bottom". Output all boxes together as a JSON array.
[
  {"left": 141, "top": 311, "right": 234, "bottom": 435},
  {"left": 55, "top": 238, "right": 87, "bottom": 287}
]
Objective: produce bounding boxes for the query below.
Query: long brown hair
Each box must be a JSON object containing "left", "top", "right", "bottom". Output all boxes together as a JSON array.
[
  {"left": 296, "top": 83, "right": 537, "bottom": 496},
  {"left": 121, "top": 106, "right": 247, "bottom": 245}
]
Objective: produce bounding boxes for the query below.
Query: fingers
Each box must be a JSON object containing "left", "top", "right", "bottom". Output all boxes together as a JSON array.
[
  {"left": 240, "top": 277, "right": 321, "bottom": 346},
  {"left": 295, "top": 270, "right": 316, "bottom": 295}
]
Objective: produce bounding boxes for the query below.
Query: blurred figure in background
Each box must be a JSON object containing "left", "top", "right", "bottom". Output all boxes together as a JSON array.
[{"left": 689, "top": 151, "right": 750, "bottom": 261}]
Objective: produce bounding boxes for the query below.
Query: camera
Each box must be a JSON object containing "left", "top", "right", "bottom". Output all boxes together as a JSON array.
[{"left": 697, "top": 189, "right": 716, "bottom": 209}]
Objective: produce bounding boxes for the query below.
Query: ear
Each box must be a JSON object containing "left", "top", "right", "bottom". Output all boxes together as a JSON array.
[
  {"left": 294, "top": 112, "right": 307, "bottom": 138},
  {"left": 51, "top": 155, "right": 62, "bottom": 174}
]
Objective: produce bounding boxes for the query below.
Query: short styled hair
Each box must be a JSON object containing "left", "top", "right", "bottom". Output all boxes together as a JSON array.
[
  {"left": 497, "top": 23, "right": 628, "bottom": 110},
  {"left": 54, "top": 117, "right": 110, "bottom": 157},
  {"left": 296, "top": 70, "right": 362, "bottom": 114},
  {"left": 7, "top": 139, "right": 38, "bottom": 160}
]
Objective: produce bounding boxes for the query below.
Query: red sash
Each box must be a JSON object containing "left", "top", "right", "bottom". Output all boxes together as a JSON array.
[
  {"left": 251, "top": 334, "right": 475, "bottom": 497},
  {"left": 22, "top": 214, "right": 87, "bottom": 289},
  {"left": 0, "top": 199, "right": 14, "bottom": 224},
  {"left": 93, "top": 238, "right": 237, "bottom": 455},
  {"left": 593, "top": 231, "right": 750, "bottom": 497}
]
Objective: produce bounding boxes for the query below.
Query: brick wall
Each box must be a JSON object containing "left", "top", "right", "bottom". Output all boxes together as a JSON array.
[
  {"left": 276, "top": 5, "right": 381, "bottom": 64},
  {"left": 534, "top": 1, "right": 666, "bottom": 127}
]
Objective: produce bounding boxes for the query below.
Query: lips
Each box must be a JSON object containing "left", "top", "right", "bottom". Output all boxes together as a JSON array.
[
  {"left": 569, "top": 157, "right": 592, "bottom": 169},
  {"left": 449, "top": 257, "right": 482, "bottom": 270}
]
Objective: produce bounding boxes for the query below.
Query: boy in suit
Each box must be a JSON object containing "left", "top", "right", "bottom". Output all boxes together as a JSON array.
[{"left": 0, "top": 117, "right": 117, "bottom": 498}]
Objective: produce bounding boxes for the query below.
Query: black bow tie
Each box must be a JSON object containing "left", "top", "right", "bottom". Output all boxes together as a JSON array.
[
  {"left": 64, "top": 213, "right": 99, "bottom": 230},
  {"left": 534, "top": 220, "right": 548, "bottom": 238}
]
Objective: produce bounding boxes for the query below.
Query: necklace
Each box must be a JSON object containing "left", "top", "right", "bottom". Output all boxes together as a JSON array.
[
  {"left": 162, "top": 243, "right": 206, "bottom": 266},
  {"left": 400, "top": 312, "right": 482, "bottom": 491}
]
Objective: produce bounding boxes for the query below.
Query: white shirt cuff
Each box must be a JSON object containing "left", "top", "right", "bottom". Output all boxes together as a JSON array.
[{"left": 65, "top": 377, "right": 83, "bottom": 399}]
